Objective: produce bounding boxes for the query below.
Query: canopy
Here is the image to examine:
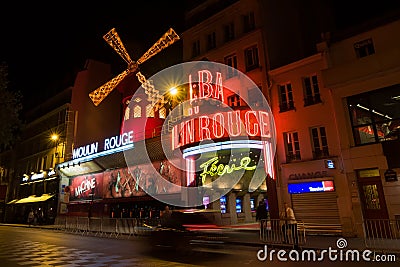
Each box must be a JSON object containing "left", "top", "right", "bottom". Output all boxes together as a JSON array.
[{"left": 7, "top": 194, "right": 55, "bottom": 204}]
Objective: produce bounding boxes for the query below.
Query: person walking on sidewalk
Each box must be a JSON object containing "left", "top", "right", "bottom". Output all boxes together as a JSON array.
[
  {"left": 280, "top": 202, "right": 298, "bottom": 247},
  {"left": 256, "top": 200, "right": 269, "bottom": 236},
  {"left": 27, "top": 209, "right": 34, "bottom": 227}
]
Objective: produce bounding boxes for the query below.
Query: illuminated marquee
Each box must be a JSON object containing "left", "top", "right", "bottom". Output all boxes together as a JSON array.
[
  {"left": 199, "top": 156, "right": 257, "bottom": 184},
  {"left": 75, "top": 176, "right": 96, "bottom": 197},
  {"left": 172, "top": 109, "right": 271, "bottom": 149},
  {"left": 73, "top": 131, "right": 134, "bottom": 159},
  {"left": 175, "top": 68, "right": 276, "bottom": 180},
  {"left": 189, "top": 70, "right": 224, "bottom": 103}
]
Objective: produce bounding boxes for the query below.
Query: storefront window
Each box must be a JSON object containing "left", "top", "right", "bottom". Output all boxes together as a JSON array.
[
  {"left": 236, "top": 197, "right": 243, "bottom": 213},
  {"left": 250, "top": 198, "right": 256, "bottom": 212},
  {"left": 347, "top": 84, "right": 400, "bottom": 145},
  {"left": 220, "top": 196, "right": 227, "bottom": 214}
]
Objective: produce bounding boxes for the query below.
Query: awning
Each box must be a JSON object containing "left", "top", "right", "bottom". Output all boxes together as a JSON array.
[
  {"left": 8, "top": 194, "right": 55, "bottom": 204},
  {"left": 6, "top": 199, "right": 18, "bottom": 204}
]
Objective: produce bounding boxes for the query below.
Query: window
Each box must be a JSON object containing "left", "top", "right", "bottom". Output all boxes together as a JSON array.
[
  {"left": 227, "top": 94, "right": 241, "bottom": 107},
  {"left": 243, "top": 11, "right": 255, "bottom": 33},
  {"left": 223, "top": 22, "right": 235, "bottom": 42},
  {"left": 303, "top": 75, "right": 321, "bottom": 106},
  {"left": 192, "top": 40, "right": 200, "bottom": 58},
  {"left": 206, "top": 32, "right": 216, "bottom": 50},
  {"left": 124, "top": 106, "right": 130, "bottom": 120},
  {"left": 224, "top": 54, "right": 238, "bottom": 78},
  {"left": 146, "top": 104, "right": 155, "bottom": 118},
  {"left": 50, "top": 155, "right": 54, "bottom": 169},
  {"left": 220, "top": 196, "right": 227, "bottom": 214},
  {"left": 236, "top": 197, "right": 243, "bottom": 213},
  {"left": 248, "top": 86, "right": 263, "bottom": 107},
  {"left": 244, "top": 45, "right": 259, "bottom": 71},
  {"left": 347, "top": 84, "right": 400, "bottom": 145},
  {"left": 354, "top": 38, "right": 375, "bottom": 58},
  {"left": 278, "top": 83, "right": 295, "bottom": 112},
  {"left": 159, "top": 107, "right": 166, "bottom": 119},
  {"left": 42, "top": 156, "right": 47, "bottom": 170},
  {"left": 250, "top": 198, "right": 256, "bottom": 212},
  {"left": 133, "top": 105, "right": 141, "bottom": 118},
  {"left": 311, "top": 126, "right": 329, "bottom": 159},
  {"left": 284, "top": 132, "right": 301, "bottom": 162}
]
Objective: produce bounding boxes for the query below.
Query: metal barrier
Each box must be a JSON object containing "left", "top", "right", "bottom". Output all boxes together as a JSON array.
[
  {"left": 363, "top": 219, "right": 400, "bottom": 252},
  {"left": 260, "top": 219, "right": 306, "bottom": 246},
  {"left": 51, "top": 216, "right": 161, "bottom": 239},
  {"left": 299, "top": 223, "right": 342, "bottom": 236}
]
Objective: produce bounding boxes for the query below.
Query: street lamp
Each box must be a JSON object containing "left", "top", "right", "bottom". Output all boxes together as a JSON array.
[
  {"left": 51, "top": 134, "right": 59, "bottom": 142},
  {"left": 50, "top": 133, "right": 64, "bottom": 165},
  {"left": 169, "top": 86, "right": 178, "bottom": 96}
]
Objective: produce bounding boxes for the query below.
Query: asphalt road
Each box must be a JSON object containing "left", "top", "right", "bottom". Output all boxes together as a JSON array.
[{"left": 0, "top": 226, "right": 397, "bottom": 266}]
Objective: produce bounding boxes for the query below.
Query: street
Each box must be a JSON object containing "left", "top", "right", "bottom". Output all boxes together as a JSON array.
[{"left": 0, "top": 226, "right": 397, "bottom": 266}]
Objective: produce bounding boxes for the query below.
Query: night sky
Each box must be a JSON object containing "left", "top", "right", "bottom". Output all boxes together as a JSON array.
[
  {"left": 0, "top": 2, "right": 186, "bottom": 110},
  {"left": 1, "top": 1, "right": 400, "bottom": 112}
]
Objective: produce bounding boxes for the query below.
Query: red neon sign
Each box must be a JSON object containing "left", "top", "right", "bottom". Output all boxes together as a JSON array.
[
  {"left": 172, "top": 109, "right": 271, "bottom": 149},
  {"left": 189, "top": 70, "right": 224, "bottom": 103}
]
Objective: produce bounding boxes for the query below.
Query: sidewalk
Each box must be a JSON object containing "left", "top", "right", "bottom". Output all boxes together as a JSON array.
[
  {"left": 223, "top": 222, "right": 367, "bottom": 251},
  {"left": 0, "top": 222, "right": 367, "bottom": 251}
]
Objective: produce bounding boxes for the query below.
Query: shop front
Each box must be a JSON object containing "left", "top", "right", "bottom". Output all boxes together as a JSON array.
[
  {"left": 57, "top": 133, "right": 185, "bottom": 220},
  {"left": 280, "top": 158, "right": 345, "bottom": 233},
  {"left": 6, "top": 169, "right": 59, "bottom": 224}
]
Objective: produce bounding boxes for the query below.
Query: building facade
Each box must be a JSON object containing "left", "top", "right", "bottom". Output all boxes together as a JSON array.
[
  {"left": 5, "top": 88, "right": 75, "bottom": 224},
  {"left": 182, "top": 0, "right": 277, "bottom": 222},
  {"left": 321, "top": 18, "right": 400, "bottom": 237},
  {"left": 269, "top": 53, "right": 353, "bottom": 235}
]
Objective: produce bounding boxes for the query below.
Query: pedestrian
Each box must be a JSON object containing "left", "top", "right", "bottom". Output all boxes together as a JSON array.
[
  {"left": 33, "top": 209, "right": 38, "bottom": 226},
  {"left": 280, "top": 202, "right": 298, "bottom": 247},
  {"left": 37, "top": 208, "right": 44, "bottom": 225},
  {"left": 256, "top": 200, "right": 268, "bottom": 221},
  {"left": 160, "top": 205, "right": 172, "bottom": 226},
  {"left": 256, "top": 200, "right": 269, "bottom": 235},
  {"left": 27, "top": 209, "right": 34, "bottom": 227}
]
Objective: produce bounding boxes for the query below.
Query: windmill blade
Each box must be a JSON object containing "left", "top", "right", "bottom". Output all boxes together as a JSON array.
[
  {"left": 103, "top": 28, "right": 133, "bottom": 65},
  {"left": 89, "top": 68, "right": 132, "bottom": 106},
  {"left": 136, "top": 28, "right": 180, "bottom": 65}
]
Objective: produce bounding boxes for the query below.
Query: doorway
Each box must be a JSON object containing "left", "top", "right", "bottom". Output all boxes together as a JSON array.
[{"left": 357, "top": 170, "right": 390, "bottom": 238}]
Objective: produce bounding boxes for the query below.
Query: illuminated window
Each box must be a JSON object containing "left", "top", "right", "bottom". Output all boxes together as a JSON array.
[
  {"left": 278, "top": 83, "right": 295, "bottom": 112},
  {"left": 146, "top": 104, "right": 155, "bottom": 118},
  {"left": 223, "top": 22, "right": 235, "bottom": 42},
  {"left": 250, "top": 198, "right": 256, "bottom": 212},
  {"left": 347, "top": 85, "right": 400, "bottom": 145},
  {"left": 159, "top": 107, "right": 166, "bottom": 119},
  {"left": 284, "top": 131, "right": 301, "bottom": 162},
  {"left": 354, "top": 38, "right": 375, "bottom": 58},
  {"left": 236, "top": 197, "right": 243, "bottom": 213},
  {"left": 224, "top": 54, "right": 238, "bottom": 79},
  {"left": 192, "top": 40, "right": 200, "bottom": 58},
  {"left": 303, "top": 75, "right": 321, "bottom": 106},
  {"left": 363, "top": 184, "right": 381, "bottom": 209},
  {"left": 206, "top": 32, "right": 216, "bottom": 50},
  {"left": 227, "top": 94, "right": 241, "bottom": 107},
  {"left": 124, "top": 106, "right": 130, "bottom": 120},
  {"left": 220, "top": 196, "right": 227, "bottom": 214},
  {"left": 244, "top": 45, "right": 259, "bottom": 72},
  {"left": 133, "top": 105, "right": 141, "bottom": 118},
  {"left": 311, "top": 126, "right": 329, "bottom": 159},
  {"left": 243, "top": 11, "right": 255, "bottom": 33}
]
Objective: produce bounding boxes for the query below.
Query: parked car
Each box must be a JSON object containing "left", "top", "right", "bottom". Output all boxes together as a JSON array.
[{"left": 148, "top": 209, "right": 227, "bottom": 252}]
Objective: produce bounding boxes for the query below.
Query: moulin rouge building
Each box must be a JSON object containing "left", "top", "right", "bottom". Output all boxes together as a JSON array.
[{"left": 57, "top": 61, "right": 277, "bottom": 225}]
